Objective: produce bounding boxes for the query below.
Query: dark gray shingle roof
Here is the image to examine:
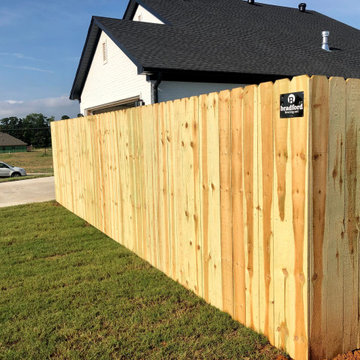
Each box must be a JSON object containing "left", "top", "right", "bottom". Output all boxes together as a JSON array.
[
  {"left": 0, "top": 132, "right": 27, "bottom": 147},
  {"left": 70, "top": 0, "right": 360, "bottom": 100}
]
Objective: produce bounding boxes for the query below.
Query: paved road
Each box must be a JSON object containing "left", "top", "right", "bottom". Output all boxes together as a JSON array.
[{"left": 0, "top": 176, "right": 55, "bottom": 208}]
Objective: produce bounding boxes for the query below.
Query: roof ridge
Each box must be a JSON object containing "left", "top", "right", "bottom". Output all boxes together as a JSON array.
[{"left": 70, "top": 0, "right": 360, "bottom": 100}]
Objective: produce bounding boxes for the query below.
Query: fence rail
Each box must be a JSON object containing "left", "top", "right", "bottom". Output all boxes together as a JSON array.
[{"left": 51, "top": 75, "right": 360, "bottom": 360}]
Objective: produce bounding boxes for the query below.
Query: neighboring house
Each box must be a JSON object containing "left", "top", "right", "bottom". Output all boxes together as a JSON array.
[
  {"left": 70, "top": 0, "right": 360, "bottom": 116},
  {"left": 0, "top": 132, "right": 27, "bottom": 153}
]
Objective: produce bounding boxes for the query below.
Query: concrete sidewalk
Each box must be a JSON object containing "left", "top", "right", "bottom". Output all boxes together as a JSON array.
[{"left": 0, "top": 176, "right": 55, "bottom": 208}]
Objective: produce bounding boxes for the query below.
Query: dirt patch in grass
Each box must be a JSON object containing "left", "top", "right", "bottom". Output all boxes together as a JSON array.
[
  {"left": 44, "top": 254, "right": 67, "bottom": 260},
  {"left": 331, "top": 350, "right": 360, "bottom": 360}
]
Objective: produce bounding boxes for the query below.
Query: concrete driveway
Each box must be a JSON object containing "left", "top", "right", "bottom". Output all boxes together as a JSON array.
[{"left": 0, "top": 176, "right": 55, "bottom": 208}]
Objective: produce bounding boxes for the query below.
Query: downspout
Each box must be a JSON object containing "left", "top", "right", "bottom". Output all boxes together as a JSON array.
[{"left": 153, "top": 72, "right": 162, "bottom": 104}]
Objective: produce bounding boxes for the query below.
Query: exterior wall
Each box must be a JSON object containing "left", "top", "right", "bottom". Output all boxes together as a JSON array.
[
  {"left": 158, "top": 81, "right": 245, "bottom": 103},
  {"left": 79, "top": 32, "right": 245, "bottom": 115},
  {"left": 133, "top": 5, "right": 164, "bottom": 24},
  {"left": 0, "top": 145, "right": 27, "bottom": 153},
  {"left": 80, "top": 31, "right": 152, "bottom": 115}
]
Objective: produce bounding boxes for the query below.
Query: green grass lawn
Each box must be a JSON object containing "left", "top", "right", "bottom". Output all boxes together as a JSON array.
[
  {"left": 0, "top": 202, "right": 285, "bottom": 360},
  {"left": 0, "top": 148, "right": 53, "bottom": 174}
]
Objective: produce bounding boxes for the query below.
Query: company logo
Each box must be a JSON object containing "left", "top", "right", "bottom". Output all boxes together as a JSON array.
[
  {"left": 280, "top": 91, "right": 304, "bottom": 118},
  {"left": 288, "top": 94, "right": 296, "bottom": 104}
]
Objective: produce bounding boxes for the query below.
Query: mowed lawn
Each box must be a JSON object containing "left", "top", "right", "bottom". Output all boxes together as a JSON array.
[
  {"left": 0, "top": 148, "right": 53, "bottom": 174},
  {"left": 0, "top": 202, "right": 285, "bottom": 359}
]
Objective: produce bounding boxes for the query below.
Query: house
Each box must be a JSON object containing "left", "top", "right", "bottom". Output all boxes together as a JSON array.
[
  {"left": 0, "top": 132, "right": 27, "bottom": 153},
  {"left": 70, "top": 0, "right": 360, "bottom": 116}
]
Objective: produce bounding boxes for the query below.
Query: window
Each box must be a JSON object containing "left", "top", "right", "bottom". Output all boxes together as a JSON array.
[{"left": 102, "top": 40, "right": 108, "bottom": 64}]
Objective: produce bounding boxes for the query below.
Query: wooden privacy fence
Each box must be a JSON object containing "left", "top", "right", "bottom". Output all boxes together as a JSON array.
[{"left": 51, "top": 75, "right": 360, "bottom": 360}]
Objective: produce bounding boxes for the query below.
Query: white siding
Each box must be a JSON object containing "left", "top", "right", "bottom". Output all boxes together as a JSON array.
[
  {"left": 80, "top": 31, "right": 152, "bottom": 114},
  {"left": 133, "top": 5, "right": 164, "bottom": 24},
  {"left": 158, "top": 81, "right": 245, "bottom": 103}
]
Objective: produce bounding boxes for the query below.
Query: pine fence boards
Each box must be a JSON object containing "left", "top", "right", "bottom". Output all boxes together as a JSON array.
[
  {"left": 243, "top": 84, "right": 258, "bottom": 330},
  {"left": 290, "top": 75, "right": 310, "bottom": 360},
  {"left": 324, "top": 77, "right": 346, "bottom": 358},
  {"left": 148, "top": 104, "right": 158, "bottom": 267},
  {"left": 50, "top": 123, "right": 59, "bottom": 200},
  {"left": 155, "top": 103, "right": 164, "bottom": 271},
  {"left": 166, "top": 100, "right": 177, "bottom": 282},
  {"left": 344, "top": 78, "right": 360, "bottom": 352},
  {"left": 112, "top": 111, "right": 123, "bottom": 245},
  {"left": 310, "top": 76, "right": 330, "bottom": 360},
  {"left": 251, "top": 85, "right": 260, "bottom": 334},
  {"left": 182, "top": 96, "right": 199, "bottom": 292},
  {"left": 258, "top": 81, "right": 274, "bottom": 344},
  {"left": 219, "top": 89, "right": 234, "bottom": 316},
  {"left": 273, "top": 78, "right": 293, "bottom": 352},
  {"left": 202, "top": 92, "right": 223, "bottom": 310},
  {"left": 51, "top": 75, "right": 360, "bottom": 360},
  {"left": 230, "top": 87, "right": 246, "bottom": 324},
  {"left": 189, "top": 97, "right": 202, "bottom": 296},
  {"left": 199, "top": 94, "right": 210, "bottom": 303}
]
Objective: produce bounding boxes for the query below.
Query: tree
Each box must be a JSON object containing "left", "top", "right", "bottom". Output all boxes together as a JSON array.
[
  {"left": 0, "top": 117, "right": 22, "bottom": 139},
  {"left": 61, "top": 115, "right": 70, "bottom": 120},
  {"left": 0, "top": 113, "right": 53, "bottom": 148}
]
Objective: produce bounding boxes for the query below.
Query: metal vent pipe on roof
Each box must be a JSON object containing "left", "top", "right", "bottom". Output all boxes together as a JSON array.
[
  {"left": 298, "top": 3, "right": 306, "bottom": 12},
  {"left": 248, "top": 0, "right": 255, "bottom": 4},
  {"left": 322, "top": 31, "right": 331, "bottom": 51}
]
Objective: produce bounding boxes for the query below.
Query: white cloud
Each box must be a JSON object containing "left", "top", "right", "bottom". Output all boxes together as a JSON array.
[
  {"left": 0, "top": 95, "right": 80, "bottom": 120},
  {"left": 3, "top": 64, "right": 53, "bottom": 73},
  {"left": 0, "top": 52, "right": 39, "bottom": 61},
  {"left": 5, "top": 100, "right": 24, "bottom": 105}
]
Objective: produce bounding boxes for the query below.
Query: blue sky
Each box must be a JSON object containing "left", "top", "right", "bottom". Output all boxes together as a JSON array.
[{"left": 0, "top": 0, "right": 358, "bottom": 120}]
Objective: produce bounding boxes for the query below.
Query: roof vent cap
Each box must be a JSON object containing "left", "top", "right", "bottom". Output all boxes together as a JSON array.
[
  {"left": 298, "top": 3, "right": 306, "bottom": 12},
  {"left": 322, "top": 31, "right": 331, "bottom": 51},
  {"left": 248, "top": 0, "right": 255, "bottom": 4}
]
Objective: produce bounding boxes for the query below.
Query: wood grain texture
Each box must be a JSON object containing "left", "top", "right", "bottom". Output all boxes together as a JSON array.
[
  {"left": 310, "top": 76, "right": 329, "bottom": 360},
  {"left": 219, "top": 90, "right": 234, "bottom": 316},
  {"left": 204, "top": 92, "right": 223, "bottom": 310},
  {"left": 273, "top": 78, "right": 292, "bottom": 353},
  {"left": 230, "top": 87, "right": 246, "bottom": 324},
  {"left": 165, "top": 101, "right": 176, "bottom": 280},
  {"left": 52, "top": 75, "right": 360, "bottom": 360},
  {"left": 182, "top": 96, "right": 200, "bottom": 293},
  {"left": 243, "top": 85, "right": 257, "bottom": 330},
  {"left": 258, "top": 82, "right": 274, "bottom": 344},
  {"left": 290, "top": 75, "right": 309, "bottom": 360},
  {"left": 324, "top": 77, "right": 346, "bottom": 359},
  {"left": 344, "top": 78, "right": 360, "bottom": 354},
  {"left": 199, "top": 94, "right": 210, "bottom": 303}
]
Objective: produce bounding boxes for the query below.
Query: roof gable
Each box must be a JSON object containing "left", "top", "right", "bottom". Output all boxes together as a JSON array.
[
  {"left": 70, "top": 17, "right": 144, "bottom": 100},
  {"left": 132, "top": 4, "right": 164, "bottom": 24},
  {"left": 123, "top": 0, "right": 169, "bottom": 24}
]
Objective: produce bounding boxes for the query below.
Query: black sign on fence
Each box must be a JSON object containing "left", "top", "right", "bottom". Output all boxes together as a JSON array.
[{"left": 280, "top": 92, "right": 304, "bottom": 118}]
